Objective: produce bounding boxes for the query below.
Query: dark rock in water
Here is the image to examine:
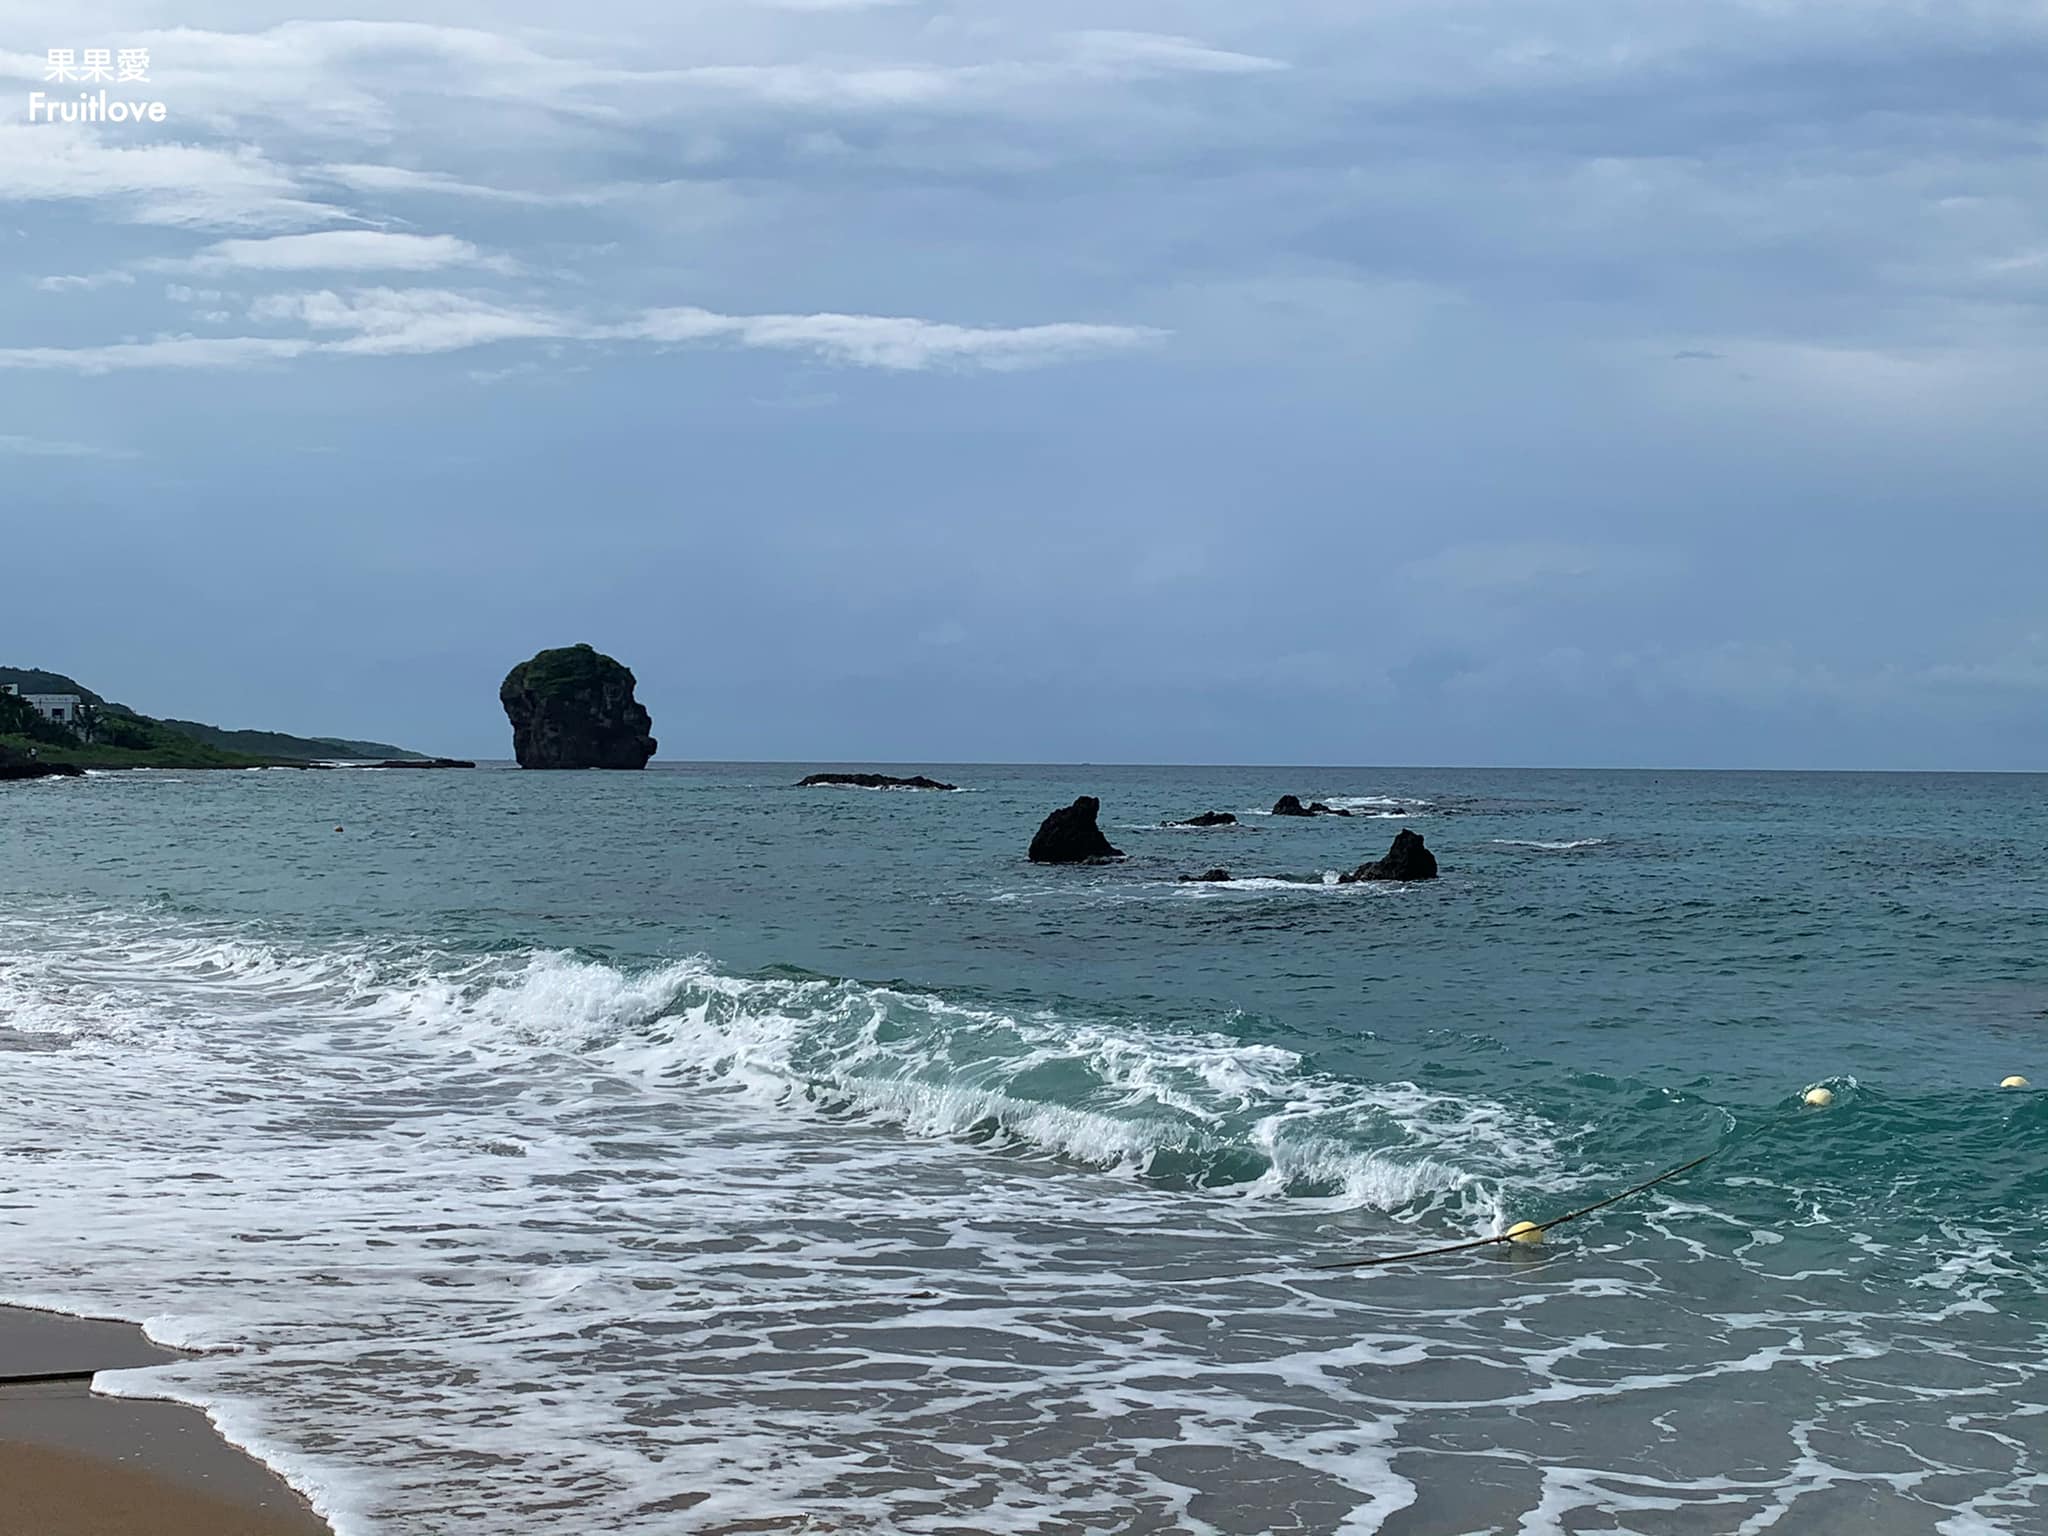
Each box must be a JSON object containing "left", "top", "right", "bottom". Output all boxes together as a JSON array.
[
  {"left": 0, "top": 759, "right": 83, "bottom": 780},
  {"left": 1170, "top": 810, "right": 1237, "bottom": 827},
  {"left": 366, "top": 758, "right": 475, "bottom": 769},
  {"left": 1179, "top": 868, "right": 1233, "bottom": 883},
  {"left": 1028, "top": 796, "right": 1124, "bottom": 863},
  {"left": 799, "top": 771, "right": 957, "bottom": 791},
  {"left": 1340, "top": 828, "right": 1439, "bottom": 882},
  {"left": 1272, "top": 795, "right": 1350, "bottom": 817},
  {"left": 499, "top": 644, "right": 657, "bottom": 770}
]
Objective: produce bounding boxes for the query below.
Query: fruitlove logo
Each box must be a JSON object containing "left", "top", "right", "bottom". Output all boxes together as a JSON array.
[{"left": 28, "top": 47, "right": 168, "bottom": 123}]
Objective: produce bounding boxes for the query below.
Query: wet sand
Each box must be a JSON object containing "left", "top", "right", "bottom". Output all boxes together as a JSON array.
[{"left": 0, "top": 1305, "right": 329, "bottom": 1536}]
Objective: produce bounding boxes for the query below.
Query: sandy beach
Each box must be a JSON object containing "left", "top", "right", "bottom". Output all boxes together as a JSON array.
[{"left": 0, "top": 1305, "right": 327, "bottom": 1536}]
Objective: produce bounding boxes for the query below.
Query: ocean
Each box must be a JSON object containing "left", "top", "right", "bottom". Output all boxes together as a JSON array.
[{"left": 1, "top": 763, "right": 2044, "bottom": 1534}]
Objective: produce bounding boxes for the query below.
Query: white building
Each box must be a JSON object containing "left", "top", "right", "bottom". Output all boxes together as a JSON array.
[
  {"left": 2, "top": 686, "right": 86, "bottom": 725},
  {"left": 29, "top": 694, "right": 83, "bottom": 724}
]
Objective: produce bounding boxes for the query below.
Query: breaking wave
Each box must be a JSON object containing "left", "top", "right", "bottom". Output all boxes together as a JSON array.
[{"left": 0, "top": 906, "right": 1556, "bottom": 1220}]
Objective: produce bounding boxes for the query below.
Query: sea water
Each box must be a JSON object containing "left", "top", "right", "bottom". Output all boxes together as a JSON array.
[{"left": 0, "top": 764, "right": 2043, "bottom": 1533}]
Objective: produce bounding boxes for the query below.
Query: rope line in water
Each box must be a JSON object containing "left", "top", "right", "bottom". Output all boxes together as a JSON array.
[{"left": 1314, "top": 1150, "right": 1717, "bottom": 1272}]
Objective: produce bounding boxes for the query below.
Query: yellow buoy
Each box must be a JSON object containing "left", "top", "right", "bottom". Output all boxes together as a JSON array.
[
  {"left": 1802, "top": 1086, "right": 1835, "bottom": 1108},
  {"left": 1505, "top": 1221, "right": 1544, "bottom": 1245},
  {"left": 2001, "top": 1075, "right": 2030, "bottom": 1089}
]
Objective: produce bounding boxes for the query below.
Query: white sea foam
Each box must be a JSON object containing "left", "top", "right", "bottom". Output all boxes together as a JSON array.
[
  {"left": 1490, "top": 837, "right": 1609, "bottom": 851},
  {"left": 0, "top": 904, "right": 2035, "bottom": 1536},
  {"left": 799, "top": 781, "right": 964, "bottom": 792},
  {"left": 1176, "top": 875, "right": 1367, "bottom": 894},
  {"left": 0, "top": 904, "right": 1574, "bottom": 1533},
  {"left": 1242, "top": 795, "right": 1432, "bottom": 820}
]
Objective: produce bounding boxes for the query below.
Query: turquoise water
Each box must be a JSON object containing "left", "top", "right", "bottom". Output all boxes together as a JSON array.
[{"left": 1, "top": 764, "right": 2044, "bottom": 1532}]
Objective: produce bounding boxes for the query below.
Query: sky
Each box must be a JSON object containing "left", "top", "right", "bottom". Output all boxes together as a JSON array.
[{"left": 4, "top": 1, "right": 2047, "bottom": 768}]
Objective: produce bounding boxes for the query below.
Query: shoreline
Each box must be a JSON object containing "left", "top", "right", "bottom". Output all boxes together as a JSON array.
[{"left": 0, "top": 1303, "right": 331, "bottom": 1536}]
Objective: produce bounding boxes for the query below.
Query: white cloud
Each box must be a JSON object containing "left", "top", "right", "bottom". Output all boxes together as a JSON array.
[
  {"left": 661, "top": 34, "right": 1286, "bottom": 111},
  {"left": 669, "top": 61, "right": 970, "bottom": 109},
  {"left": 250, "top": 287, "right": 576, "bottom": 355},
  {"left": 0, "top": 433, "right": 134, "bottom": 458},
  {"left": 0, "top": 336, "right": 313, "bottom": 374},
  {"left": 0, "top": 289, "right": 1162, "bottom": 373},
  {"left": 624, "top": 307, "right": 1163, "bottom": 369},
  {"left": 0, "top": 14, "right": 1288, "bottom": 248},
  {"left": 1066, "top": 31, "right": 1287, "bottom": 78},
  {"left": 315, "top": 163, "right": 606, "bottom": 207},
  {"left": 0, "top": 125, "right": 336, "bottom": 231},
  {"left": 36, "top": 271, "right": 135, "bottom": 292},
  {"left": 187, "top": 231, "right": 496, "bottom": 273}
]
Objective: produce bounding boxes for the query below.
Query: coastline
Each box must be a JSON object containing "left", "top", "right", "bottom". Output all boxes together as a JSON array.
[{"left": 0, "top": 1304, "right": 330, "bottom": 1536}]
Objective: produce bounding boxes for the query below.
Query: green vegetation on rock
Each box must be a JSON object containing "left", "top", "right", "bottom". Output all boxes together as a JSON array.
[
  {"left": 0, "top": 667, "right": 105, "bottom": 704},
  {"left": 0, "top": 664, "right": 428, "bottom": 771},
  {"left": 499, "top": 643, "right": 658, "bottom": 770},
  {"left": 156, "top": 720, "right": 425, "bottom": 762}
]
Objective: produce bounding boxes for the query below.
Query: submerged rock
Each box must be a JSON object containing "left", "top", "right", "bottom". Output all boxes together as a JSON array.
[
  {"left": 799, "top": 771, "right": 957, "bottom": 791},
  {"left": 1028, "top": 796, "right": 1124, "bottom": 864},
  {"left": 1272, "top": 795, "right": 1350, "bottom": 817},
  {"left": 1340, "top": 828, "right": 1439, "bottom": 882},
  {"left": 1179, "top": 868, "right": 1233, "bottom": 883},
  {"left": 499, "top": 644, "right": 657, "bottom": 770},
  {"left": 366, "top": 758, "right": 476, "bottom": 769},
  {"left": 1169, "top": 810, "right": 1237, "bottom": 827}
]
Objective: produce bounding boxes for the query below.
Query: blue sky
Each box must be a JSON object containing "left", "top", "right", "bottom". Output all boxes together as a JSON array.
[{"left": 5, "top": 1, "right": 2047, "bottom": 767}]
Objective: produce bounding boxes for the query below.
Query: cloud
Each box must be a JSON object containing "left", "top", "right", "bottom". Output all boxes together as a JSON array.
[
  {"left": 0, "top": 125, "right": 336, "bottom": 231},
  {"left": 0, "top": 336, "right": 314, "bottom": 374},
  {"left": 3, "top": 6, "right": 2037, "bottom": 393},
  {"left": 1066, "top": 31, "right": 1287, "bottom": 78},
  {"left": 0, "top": 433, "right": 134, "bottom": 458},
  {"left": 624, "top": 307, "right": 1164, "bottom": 369},
  {"left": 660, "top": 33, "right": 1286, "bottom": 111},
  {"left": 314, "top": 164, "right": 607, "bottom": 206},
  {"left": 0, "top": 289, "right": 1162, "bottom": 373},
  {"left": 36, "top": 271, "right": 136, "bottom": 292},
  {"left": 249, "top": 287, "right": 574, "bottom": 355},
  {"left": 186, "top": 231, "right": 496, "bottom": 273}
]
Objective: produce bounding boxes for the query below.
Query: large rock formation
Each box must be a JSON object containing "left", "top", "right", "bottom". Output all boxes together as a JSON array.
[
  {"left": 1340, "top": 828, "right": 1439, "bottom": 882},
  {"left": 1169, "top": 810, "right": 1237, "bottom": 827},
  {"left": 1028, "top": 796, "right": 1124, "bottom": 863},
  {"left": 799, "top": 772, "right": 956, "bottom": 791},
  {"left": 499, "top": 644, "right": 657, "bottom": 770}
]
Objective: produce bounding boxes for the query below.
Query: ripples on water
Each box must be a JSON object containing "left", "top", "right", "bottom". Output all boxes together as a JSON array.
[{"left": 0, "top": 765, "right": 2044, "bottom": 1533}]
